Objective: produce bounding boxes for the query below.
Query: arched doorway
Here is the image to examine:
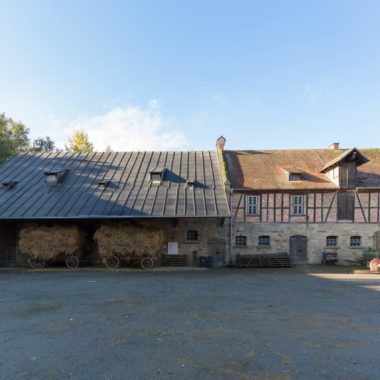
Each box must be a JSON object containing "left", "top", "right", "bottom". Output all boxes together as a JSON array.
[{"left": 289, "top": 235, "right": 308, "bottom": 264}]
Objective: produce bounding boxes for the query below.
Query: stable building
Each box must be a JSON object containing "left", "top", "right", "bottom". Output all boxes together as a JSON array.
[{"left": 0, "top": 151, "right": 230, "bottom": 267}]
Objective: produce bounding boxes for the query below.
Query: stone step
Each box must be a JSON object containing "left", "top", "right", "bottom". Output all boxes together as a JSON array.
[{"left": 236, "top": 254, "right": 292, "bottom": 268}]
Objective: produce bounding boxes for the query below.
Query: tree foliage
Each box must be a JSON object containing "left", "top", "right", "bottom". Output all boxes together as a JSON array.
[
  {"left": 0, "top": 113, "right": 30, "bottom": 163},
  {"left": 66, "top": 130, "right": 94, "bottom": 153},
  {"left": 0, "top": 113, "right": 57, "bottom": 163},
  {"left": 31, "top": 137, "right": 56, "bottom": 153}
]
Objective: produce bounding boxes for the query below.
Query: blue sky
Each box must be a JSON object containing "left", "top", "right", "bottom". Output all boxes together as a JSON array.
[{"left": 1, "top": 0, "right": 380, "bottom": 151}]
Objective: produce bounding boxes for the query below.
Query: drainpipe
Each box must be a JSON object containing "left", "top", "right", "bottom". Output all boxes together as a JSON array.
[{"left": 228, "top": 187, "right": 233, "bottom": 264}]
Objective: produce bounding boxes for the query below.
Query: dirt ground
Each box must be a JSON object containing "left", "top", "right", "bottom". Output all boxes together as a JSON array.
[{"left": 0, "top": 266, "right": 379, "bottom": 379}]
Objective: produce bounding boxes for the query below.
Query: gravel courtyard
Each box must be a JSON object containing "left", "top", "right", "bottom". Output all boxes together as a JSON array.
[{"left": 1, "top": 267, "right": 380, "bottom": 380}]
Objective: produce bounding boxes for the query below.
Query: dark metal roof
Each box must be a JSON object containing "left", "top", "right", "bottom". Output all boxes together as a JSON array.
[{"left": 0, "top": 151, "right": 230, "bottom": 219}]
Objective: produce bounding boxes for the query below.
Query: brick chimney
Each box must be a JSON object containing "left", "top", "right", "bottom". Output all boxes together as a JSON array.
[
  {"left": 216, "top": 136, "right": 226, "bottom": 150},
  {"left": 328, "top": 142, "right": 340, "bottom": 150}
]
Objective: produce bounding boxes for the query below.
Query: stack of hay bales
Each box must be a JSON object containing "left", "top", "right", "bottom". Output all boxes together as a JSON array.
[
  {"left": 94, "top": 223, "right": 164, "bottom": 260},
  {"left": 19, "top": 225, "right": 84, "bottom": 261}
]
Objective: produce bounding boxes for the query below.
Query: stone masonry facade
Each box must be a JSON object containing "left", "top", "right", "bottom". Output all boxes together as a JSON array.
[{"left": 232, "top": 221, "right": 380, "bottom": 265}]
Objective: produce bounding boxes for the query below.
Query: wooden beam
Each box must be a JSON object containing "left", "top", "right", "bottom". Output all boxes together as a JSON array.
[
  {"left": 324, "top": 192, "right": 336, "bottom": 223},
  {"left": 368, "top": 192, "right": 371, "bottom": 223},
  {"left": 243, "top": 193, "right": 246, "bottom": 222},
  {"left": 321, "top": 193, "right": 324, "bottom": 222},
  {"left": 355, "top": 193, "right": 367, "bottom": 223},
  {"left": 233, "top": 193, "right": 243, "bottom": 221}
]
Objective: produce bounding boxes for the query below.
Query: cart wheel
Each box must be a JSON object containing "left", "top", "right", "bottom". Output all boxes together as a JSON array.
[
  {"left": 66, "top": 255, "right": 79, "bottom": 269},
  {"left": 104, "top": 255, "right": 120, "bottom": 269},
  {"left": 141, "top": 257, "right": 154, "bottom": 270},
  {"left": 28, "top": 258, "right": 46, "bottom": 269}
]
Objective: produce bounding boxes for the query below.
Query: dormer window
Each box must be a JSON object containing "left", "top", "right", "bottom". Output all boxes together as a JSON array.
[
  {"left": 150, "top": 167, "right": 166, "bottom": 184},
  {"left": 283, "top": 167, "right": 304, "bottom": 182},
  {"left": 187, "top": 178, "right": 196, "bottom": 187},
  {"left": 44, "top": 169, "right": 68, "bottom": 186},
  {"left": 97, "top": 180, "right": 110, "bottom": 188},
  {"left": 289, "top": 173, "right": 302, "bottom": 181},
  {"left": 2, "top": 181, "right": 17, "bottom": 190}
]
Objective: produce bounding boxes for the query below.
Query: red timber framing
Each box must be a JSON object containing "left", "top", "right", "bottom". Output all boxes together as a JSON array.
[{"left": 231, "top": 190, "right": 380, "bottom": 224}]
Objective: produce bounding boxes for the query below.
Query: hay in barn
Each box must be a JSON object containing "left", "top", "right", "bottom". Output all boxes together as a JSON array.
[
  {"left": 19, "top": 225, "right": 84, "bottom": 261},
  {"left": 94, "top": 224, "right": 164, "bottom": 259}
]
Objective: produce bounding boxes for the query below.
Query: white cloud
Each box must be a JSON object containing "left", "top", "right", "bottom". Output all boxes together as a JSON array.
[{"left": 53, "top": 100, "right": 188, "bottom": 151}]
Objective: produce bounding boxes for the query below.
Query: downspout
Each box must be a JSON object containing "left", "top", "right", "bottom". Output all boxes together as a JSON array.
[{"left": 229, "top": 187, "right": 233, "bottom": 264}]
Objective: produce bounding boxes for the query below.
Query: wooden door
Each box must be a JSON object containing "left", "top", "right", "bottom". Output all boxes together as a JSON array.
[
  {"left": 289, "top": 235, "right": 308, "bottom": 263},
  {"left": 374, "top": 231, "right": 380, "bottom": 256},
  {"left": 0, "top": 226, "right": 17, "bottom": 266},
  {"left": 337, "top": 193, "right": 355, "bottom": 221}
]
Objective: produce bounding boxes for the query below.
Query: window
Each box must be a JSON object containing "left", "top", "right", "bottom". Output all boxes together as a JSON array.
[
  {"left": 44, "top": 169, "right": 68, "bottom": 186},
  {"left": 246, "top": 195, "right": 259, "bottom": 215},
  {"left": 151, "top": 172, "right": 162, "bottom": 183},
  {"left": 291, "top": 195, "right": 304, "bottom": 215},
  {"left": 326, "top": 236, "right": 338, "bottom": 247},
  {"left": 289, "top": 173, "right": 302, "bottom": 181},
  {"left": 186, "top": 230, "right": 198, "bottom": 242},
  {"left": 258, "top": 235, "right": 270, "bottom": 246},
  {"left": 235, "top": 235, "right": 247, "bottom": 247},
  {"left": 350, "top": 236, "right": 361, "bottom": 247},
  {"left": 150, "top": 167, "right": 166, "bottom": 184}
]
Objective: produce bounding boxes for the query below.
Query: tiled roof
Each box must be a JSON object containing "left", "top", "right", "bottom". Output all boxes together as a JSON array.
[
  {"left": 320, "top": 148, "right": 369, "bottom": 172},
  {"left": 224, "top": 149, "right": 380, "bottom": 190},
  {"left": 0, "top": 151, "right": 230, "bottom": 219}
]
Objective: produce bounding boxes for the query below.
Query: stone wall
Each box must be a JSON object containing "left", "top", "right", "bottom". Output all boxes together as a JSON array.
[
  {"left": 232, "top": 221, "right": 380, "bottom": 265},
  {"left": 157, "top": 218, "right": 228, "bottom": 266}
]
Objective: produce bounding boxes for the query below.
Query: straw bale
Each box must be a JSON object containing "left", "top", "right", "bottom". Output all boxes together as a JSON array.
[
  {"left": 19, "top": 225, "right": 83, "bottom": 260},
  {"left": 94, "top": 224, "right": 164, "bottom": 259}
]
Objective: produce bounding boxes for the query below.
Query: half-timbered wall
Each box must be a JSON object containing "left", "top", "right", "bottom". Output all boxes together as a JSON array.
[
  {"left": 231, "top": 190, "right": 380, "bottom": 264},
  {"left": 232, "top": 191, "right": 380, "bottom": 224}
]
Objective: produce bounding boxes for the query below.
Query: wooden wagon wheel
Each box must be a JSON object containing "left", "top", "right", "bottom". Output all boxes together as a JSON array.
[
  {"left": 28, "top": 258, "right": 46, "bottom": 269},
  {"left": 141, "top": 257, "right": 154, "bottom": 270},
  {"left": 66, "top": 255, "right": 79, "bottom": 269},
  {"left": 104, "top": 255, "right": 120, "bottom": 269}
]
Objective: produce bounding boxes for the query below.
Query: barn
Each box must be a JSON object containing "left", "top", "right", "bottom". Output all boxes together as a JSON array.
[{"left": 0, "top": 150, "right": 230, "bottom": 268}]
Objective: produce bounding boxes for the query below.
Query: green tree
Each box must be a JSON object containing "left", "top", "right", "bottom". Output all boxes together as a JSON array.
[
  {"left": 31, "top": 136, "right": 55, "bottom": 153},
  {"left": 0, "top": 113, "right": 30, "bottom": 163},
  {"left": 65, "top": 129, "right": 94, "bottom": 153}
]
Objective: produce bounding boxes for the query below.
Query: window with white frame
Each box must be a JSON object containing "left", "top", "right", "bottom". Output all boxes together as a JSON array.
[
  {"left": 326, "top": 236, "right": 338, "bottom": 247},
  {"left": 291, "top": 195, "right": 305, "bottom": 215},
  {"left": 246, "top": 195, "right": 259, "bottom": 215},
  {"left": 350, "top": 235, "right": 361, "bottom": 247},
  {"left": 235, "top": 235, "right": 247, "bottom": 247},
  {"left": 258, "top": 235, "right": 270, "bottom": 246}
]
